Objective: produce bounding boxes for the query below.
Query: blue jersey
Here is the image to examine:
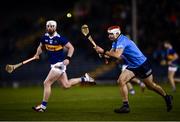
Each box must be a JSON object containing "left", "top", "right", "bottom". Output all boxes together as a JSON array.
[
  {"left": 40, "top": 32, "right": 68, "bottom": 64},
  {"left": 112, "top": 34, "right": 147, "bottom": 68}
]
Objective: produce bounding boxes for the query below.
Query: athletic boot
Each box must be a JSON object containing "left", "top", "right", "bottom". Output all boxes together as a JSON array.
[
  {"left": 172, "top": 87, "right": 176, "bottom": 92},
  {"left": 165, "top": 95, "right": 173, "bottom": 112},
  {"left": 84, "top": 73, "right": 96, "bottom": 85},
  {"left": 114, "top": 105, "right": 130, "bottom": 113},
  {"left": 129, "top": 89, "right": 135, "bottom": 95},
  {"left": 32, "top": 104, "right": 46, "bottom": 112},
  {"left": 85, "top": 73, "right": 95, "bottom": 82}
]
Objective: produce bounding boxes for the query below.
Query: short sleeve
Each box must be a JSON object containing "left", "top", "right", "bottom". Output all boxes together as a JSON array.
[
  {"left": 39, "top": 36, "right": 45, "bottom": 44},
  {"left": 112, "top": 38, "right": 126, "bottom": 50},
  {"left": 116, "top": 40, "right": 125, "bottom": 49},
  {"left": 59, "top": 36, "right": 69, "bottom": 46},
  {"left": 170, "top": 49, "right": 176, "bottom": 54}
]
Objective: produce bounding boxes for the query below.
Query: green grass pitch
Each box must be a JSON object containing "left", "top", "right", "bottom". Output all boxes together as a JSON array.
[{"left": 0, "top": 83, "right": 180, "bottom": 121}]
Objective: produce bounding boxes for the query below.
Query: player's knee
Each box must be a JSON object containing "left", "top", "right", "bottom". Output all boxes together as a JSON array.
[
  {"left": 62, "top": 85, "right": 71, "bottom": 89},
  {"left": 146, "top": 84, "right": 153, "bottom": 90},
  {"left": 62, "top": 83, "right": 71, "bottom": 89},
  {"left": 168, "top": 75, "right": 173, "bottom": 80},
  {"left": 44, "top": 81, "right": 51, "bottom": 87},
  {"left": 117, "top": 78, "right": 126, "bottom": 87},
  {"left": 145, "top": 82, "right": 156, "bottom": 90}
]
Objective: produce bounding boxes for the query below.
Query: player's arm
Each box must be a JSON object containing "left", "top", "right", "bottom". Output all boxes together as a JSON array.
[
  {"left": 63, "top": 42, "right": 74, "bottom": 65},
  {"left": 95, "top": 46, "right": 123, "bottom": 60},
  {"left": 173, "top": 53, "right": 178, "bottom": 60},
  {"left": 107, "top": 48, "right": 123, "bottom": 58},
  {"left": 34, "top": 43, "right": 43, "bottom": 59},
  {"left": 168, "top": 53, "right": 179, "bottom": 64},
  {"left": 103, "top": 49, "right": 113, "bottom": 59}
]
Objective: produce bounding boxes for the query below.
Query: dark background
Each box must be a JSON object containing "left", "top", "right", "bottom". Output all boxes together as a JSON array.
[{"left": 0, "top": 0, "right": 180, "bottom": 87}]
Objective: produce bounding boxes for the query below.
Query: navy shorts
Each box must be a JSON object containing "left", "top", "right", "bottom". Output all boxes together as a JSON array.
[{"left": 127, "top": 59, "right": 152, "bottom": 79}]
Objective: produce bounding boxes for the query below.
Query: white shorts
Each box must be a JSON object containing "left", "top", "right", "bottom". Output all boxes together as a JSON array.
[
  {"left": 51, "top": 62, "right": 66, "bottom": 75},
  {"left": 168, "top": 66, "right": 178, "bottom": 72},
  {"left": 122, "top": 65, "right": 128, "bottom": 71}
]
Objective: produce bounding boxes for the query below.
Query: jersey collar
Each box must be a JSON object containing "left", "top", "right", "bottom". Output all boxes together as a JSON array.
[
  {"left": 45, "top": 32, "right": 59, "bottom": 39},
  {"left": 114, "top": 34, "right": 122, "bottom": 43}
]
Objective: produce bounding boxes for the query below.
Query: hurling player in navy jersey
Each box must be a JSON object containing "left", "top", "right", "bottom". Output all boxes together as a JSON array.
[
  {"left": 32, "top": 20, "right": 95, "bottom": 112},
  {"left": 94, "top": 25, "right": 173, "bottom": 113},
  {"left": 163, "top": 41, "right": 179, "bottom": 92}
]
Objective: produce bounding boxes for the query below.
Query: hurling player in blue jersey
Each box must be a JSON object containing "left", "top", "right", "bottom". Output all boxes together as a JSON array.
[
  {"left": 32, "top": 20, "right": 95, "bottom": 112},
  {"left": 94, "top": 25, "right": 173, "bottom": 113},
  {"left": 163, "top": 41, "right": 179, "bottom": 92}
]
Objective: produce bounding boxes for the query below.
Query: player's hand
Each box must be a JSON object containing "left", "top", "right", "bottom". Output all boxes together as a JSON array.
[
  {"left": 167, "top": 61, "right": 172, "bottom": 65},
  {"left": 160, "top": 60, "right": 166, "bottom": 65},
  {"left": 98, "top": 54, "right": 109, "bottom": 64},
  {"left": 63, "top": 59, "right": 70, "bottom": 66},
  {"left": 104, "top": 54, "right": 110, "bottom": 58},
  {"left": 104, "top": 58, "right": 109, "bottom": 64},
  {"left": 94, "top": 46, "right": 104, "bottom": 54},
  {"left": 98, "top": 53, "right": 103, "bottom": 58}
]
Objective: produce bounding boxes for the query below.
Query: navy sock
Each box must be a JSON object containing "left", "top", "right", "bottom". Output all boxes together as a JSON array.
[
  {"left": 81, "top": 77, "right": 85, "bottom": 82},
  {"left": 123, "top": 101, "right": 129, "bottom": 107},
  {"left": 41, "top": 101, "right": 47, "bottom": 106}
]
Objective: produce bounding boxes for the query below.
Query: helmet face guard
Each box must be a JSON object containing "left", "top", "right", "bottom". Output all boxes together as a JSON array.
[
  {"left": 46, "top": 20, "right": 57, "bottom": 35},
  {"left": 46, "top": 20, "right": 57, "bottom": 29}
]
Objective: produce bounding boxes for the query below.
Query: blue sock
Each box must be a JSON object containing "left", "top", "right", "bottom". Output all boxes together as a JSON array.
[{"left": 41, "top": 101, "right": 47, "bottom": 106}]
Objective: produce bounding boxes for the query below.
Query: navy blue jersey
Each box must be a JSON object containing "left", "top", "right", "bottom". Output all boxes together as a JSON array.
[
  {"left": 40, "top": 32, "right": 68, "bottom": 64},
  {"left": 166, "top": 48, "right": 179, "bottom": 66}
]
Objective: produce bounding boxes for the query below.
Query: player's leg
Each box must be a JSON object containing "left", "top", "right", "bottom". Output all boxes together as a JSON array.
[
  {"left": 131, "top": 77, "right": 146, "bottom": 92},
  {"left": 122, "top": 65, "right": 135, "bottom": 95},
  {"left": 168, "top": 67, "right": 177, "bottom": 92},
  {"left": 32, "top": 68, "right": 60, "bottom": 112},
  {"left": 127, "top": 82, "right": 135, "bottom": 95},
  {"left": 174, "top": 78, "right": 180, "bottom": 82},
  {"left": 143, "top": 75, "right": 166, "bottom": 96},
  {"left": 69, "top": 73, "right": 95, "bottom": 85},
  {"left": 58, "top": 73, "right": 95, "bottom": 89},
  {"left": 57, "top": 72, "right": 71, "bottom": 88},
  {"left": 168, "top": 70, "right": 176, "bottom": 91},
  {"left": 114, "top": 69, "right": 135, "bottom": 113},
  {"left": 142, "top": 74, "right": 173, "bottom": 112},
  {"left": 57, "top": 72, "right": 78, "bottom": 88}
]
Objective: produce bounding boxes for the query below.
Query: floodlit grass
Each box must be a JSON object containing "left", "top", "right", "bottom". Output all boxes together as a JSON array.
[{"left": 0, "top": 83, "right": 180, "bottom": 121}]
